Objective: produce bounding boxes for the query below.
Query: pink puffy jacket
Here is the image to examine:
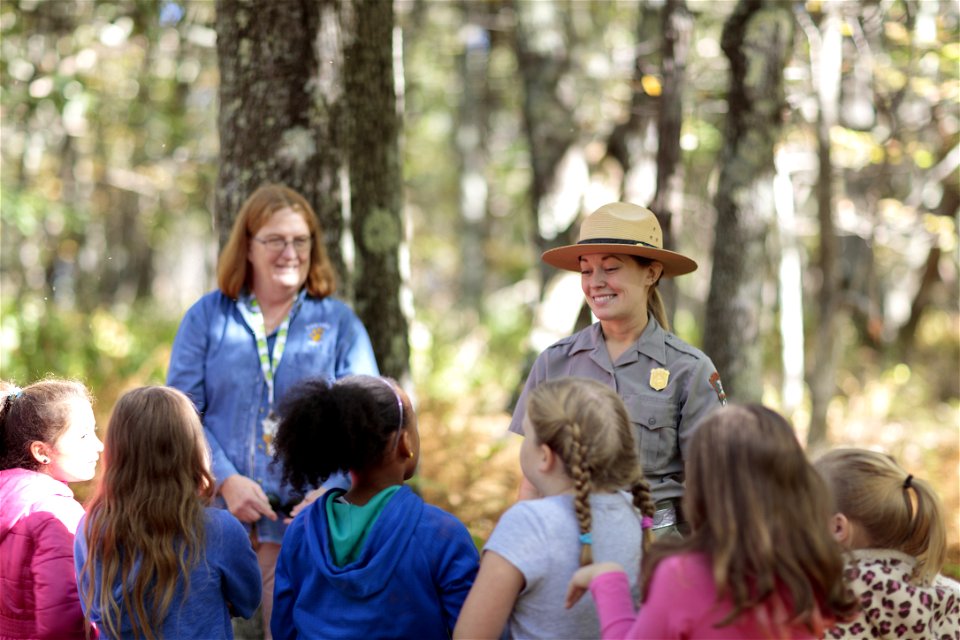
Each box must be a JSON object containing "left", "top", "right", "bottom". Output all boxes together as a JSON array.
[{"left": 0, "top": 468, "right": 89, "bottom": 639}]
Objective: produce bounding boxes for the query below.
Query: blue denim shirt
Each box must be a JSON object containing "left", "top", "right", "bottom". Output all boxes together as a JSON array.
[{"left": 167, "top": 289, "right": 379, "bottom": 544}]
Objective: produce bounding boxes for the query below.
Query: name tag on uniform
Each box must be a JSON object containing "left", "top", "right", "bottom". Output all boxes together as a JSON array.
[{"left": 262, "top": 412, "right": 280, "bottom": 456}]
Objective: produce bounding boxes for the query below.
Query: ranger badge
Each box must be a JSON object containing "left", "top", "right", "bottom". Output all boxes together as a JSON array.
[{"left": 649, "top": 368, "right": 670, "bottom": 391}]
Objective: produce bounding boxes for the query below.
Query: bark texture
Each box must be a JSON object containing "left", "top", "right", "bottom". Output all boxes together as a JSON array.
[
  {"left": 703, "top": 0, "right": 794, "bottom": 402},
  {"left": 214, "top": 0, "right": 344, "bottom": 276},
  {"left": 342, "top": 0, "right": 409, "bottom": 380},
  {"left": 215, "top": 0, "right": 409, "bottom": 380},
  {"left": 802, "top": 2, "right": 842, "bottom": 447},
  {"left": 650, "top": 0, "right": 692, "bottom": 322}
]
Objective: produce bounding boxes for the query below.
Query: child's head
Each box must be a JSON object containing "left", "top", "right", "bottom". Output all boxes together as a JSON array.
[
  {"left": 274, "top": 375, "right": 418, "bottom": 493},
  {"left": 524, "top": 377, "right": 655, "bottom": 565},
  {"left": 673, "top": 404, "right": 855, "bottom": 629},
  {"left": 683, "top": 404, "right": 829, "bottom": 538},
  {"left": 82, "top": 386, "right": 214, "bottom": 640},
  {"left": 814, "top": 448, "right": 946, "bottom": 584},
  {"left": 98, "top": 385, "right": 215, "bottom": 501},
  {"left": 0, "top": 379, "right": 101, "bottom": 482}
]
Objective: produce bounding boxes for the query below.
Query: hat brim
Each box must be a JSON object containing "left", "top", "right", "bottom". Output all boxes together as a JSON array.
[{"left": 541, "top": 243, "right": 698, "bottom": 277}]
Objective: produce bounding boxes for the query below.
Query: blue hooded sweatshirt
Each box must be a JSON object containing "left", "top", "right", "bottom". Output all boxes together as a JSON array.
[{"left": 271, "top": 485, "right": 479, "bottom": 640}]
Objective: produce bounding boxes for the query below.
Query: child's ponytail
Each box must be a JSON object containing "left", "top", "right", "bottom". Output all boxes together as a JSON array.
[
  {"left": 900, "top": 474, "right": 946, "bottom": 583},
  {"left": 275, "top": 375, "right": 407, "bottom": 493},
  {"left": 274, "top": 378, "right": 355, "bottom": 493},
  {"left": 901, "top": 474, "right": 947, "bottom": 583},
  {"left": 815, "top": 448, "right": 947, "bottom": 585},
  {"left": 0, "top": 382, "right": 18, "bottom": 462}
]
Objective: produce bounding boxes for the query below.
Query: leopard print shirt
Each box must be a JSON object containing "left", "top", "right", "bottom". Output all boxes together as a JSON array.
[{"left": 826, "top": 549, "right": 959, "bottom": 640}]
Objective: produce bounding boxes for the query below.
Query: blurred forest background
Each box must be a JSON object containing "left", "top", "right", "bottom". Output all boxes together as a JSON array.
[{"left": 1, "top": 0, "right": 957, "bottom": 571}]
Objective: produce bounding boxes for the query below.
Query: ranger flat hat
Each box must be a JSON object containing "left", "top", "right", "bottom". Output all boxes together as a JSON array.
[{"left": 540, "top": 202, "right": 697, "bottom": 277}]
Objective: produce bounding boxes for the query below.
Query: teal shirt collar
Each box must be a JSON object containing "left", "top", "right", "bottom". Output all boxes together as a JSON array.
[{"left": 325, "top": 485, "right": 403, "bottom": 566}]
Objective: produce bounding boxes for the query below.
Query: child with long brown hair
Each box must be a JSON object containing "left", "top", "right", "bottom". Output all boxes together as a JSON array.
[
  {"left": 815, "top": 448, "right": 959, "bottom": 639},
  {"left": 567, "top": 403, "right": 858, "bottom": 639},
  {"left": 74, "top": 386, "right": 261, "bottom": 639},
  {"left": 454, "top": 377, "right": 656, "bottom": 639},
  {"left": 0, "top": 379, "right": 102, "bottom": 639}
]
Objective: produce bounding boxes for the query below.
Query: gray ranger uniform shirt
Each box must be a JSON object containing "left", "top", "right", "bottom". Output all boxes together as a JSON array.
[{"left": 509, "top": 315, "right": 725, "bottom": 504}]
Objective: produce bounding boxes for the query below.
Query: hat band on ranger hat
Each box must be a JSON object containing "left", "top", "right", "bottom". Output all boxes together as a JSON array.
[
  {"left": 540, "top": 202, "right": 698, "bottom": 277},
  {"left": 578, "top": 237, "right": 659, "bottom": 249}
]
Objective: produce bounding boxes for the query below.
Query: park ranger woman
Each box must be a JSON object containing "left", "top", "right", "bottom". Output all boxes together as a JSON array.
[{"left": 509, "top": 202, "right": 726, "bottom": 537}]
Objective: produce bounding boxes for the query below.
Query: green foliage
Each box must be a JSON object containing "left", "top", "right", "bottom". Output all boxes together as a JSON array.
[{"left": 1, "top": 297, "right": 178, "bottom": 407}]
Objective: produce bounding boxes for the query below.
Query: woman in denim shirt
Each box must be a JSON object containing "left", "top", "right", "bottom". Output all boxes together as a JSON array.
[{"left": 167, "top": 184, "right": 379, "bottom": 637}]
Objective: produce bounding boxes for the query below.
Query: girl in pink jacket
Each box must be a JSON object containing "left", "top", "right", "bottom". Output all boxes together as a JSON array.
[{"left": 0, "top": 380, "right": 103, "bottom": 639}]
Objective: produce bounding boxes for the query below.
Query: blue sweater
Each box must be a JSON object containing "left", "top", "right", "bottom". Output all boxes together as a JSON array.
[
  {"left": 74, "top": 507, "right": 261, "bottom": 639},
  {"left": 271, "top": 486, "right": 479, "bottom": 640}
]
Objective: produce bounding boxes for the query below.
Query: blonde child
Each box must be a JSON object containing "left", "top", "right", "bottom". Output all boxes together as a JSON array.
[
  {"left": 75, "top": 386, "right": 261, "bottom": 639},
  {"left": 567, "top": 404, "right": 858, "bottom": 639},
  {"left": 815, "top": 448, "right": 960, "bottom": 639},
  {"left": 454, "top": 377, "right": 656, "bottom": 639},
  {"left": 0, "top": 379, "right": 102, "bottom": 639},
  {"left": 270, "top": 375, "right": 479, "bottom": 640}
]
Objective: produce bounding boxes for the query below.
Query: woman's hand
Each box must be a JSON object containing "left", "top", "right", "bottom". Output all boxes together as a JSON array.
[
  {"left": 220, "top": 474, "right": 277, "bottom": 523},
  {"left": 565, "top": 562, "right": 625, "bottom": 609},
  {"left": 284, "top": 487, "right": 326, "bottom": 523}
]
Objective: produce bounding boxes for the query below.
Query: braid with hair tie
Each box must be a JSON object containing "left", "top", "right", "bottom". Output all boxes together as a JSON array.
[
  {"left": 630, "top": 480, "right": 657, "bottom": 555},
  {"left": 567, "top": 420, "right": 594, "bottom": 566}
]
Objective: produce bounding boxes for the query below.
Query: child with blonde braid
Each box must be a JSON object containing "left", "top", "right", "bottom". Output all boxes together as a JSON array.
[
  {"left": 566, "top": 404, "right": 858, "bottom": 639},
  {"left": 454, "top": 377, "right": 656, "bottom": 639},
  {"left": 815, "top": 448, "right": 959, "bottom": 640}
]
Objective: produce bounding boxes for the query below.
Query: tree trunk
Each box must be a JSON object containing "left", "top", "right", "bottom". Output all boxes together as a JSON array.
[
  {"left": 651, "top": 0, "right": 692, "bottom": 324},
  {"left": 774, "top": 149, "right": 804, "bottom": 418},
  {"left": 215, "top": 0, "right": 409, "bottom": 380},
  {"left": 510, "top": 0, "right": 581, "bottom": 287},
  {"left": 214, "top": 0, "right": 345, "bottom": 278},
  {"left": 800, "top": 1, "right": 842, "bottom": 447},
  {"left": 897, "top": 183, "right": 959, "bottom": 355},
  {"left": 342, "top": 0, "right": 409, "bottom": 381},
  {"left": 511, "top": 0, "right": 589, "bottom": 359},
  {"left": 703, "top": 0, "right": 794, "bottom": 403},
  {"left": 455, "top": 1, "right": 493, "bottom": 310},
  {"left": 606, "top": 1, "right": 661, "bottom": 201}
]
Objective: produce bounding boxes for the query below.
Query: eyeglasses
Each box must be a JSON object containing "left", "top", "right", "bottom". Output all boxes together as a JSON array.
[{"left": 252, "top": 235, "right": 312, "bottom": 254}]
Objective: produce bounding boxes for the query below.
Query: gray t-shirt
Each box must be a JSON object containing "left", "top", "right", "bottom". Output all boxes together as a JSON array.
[{"left": 485, "top": 492, "right": 643, "bottom": 639}]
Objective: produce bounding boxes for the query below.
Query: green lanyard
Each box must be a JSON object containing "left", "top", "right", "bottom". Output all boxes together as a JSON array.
[{"left": 238, "top": 291, "right": 304, "bottom": 448}]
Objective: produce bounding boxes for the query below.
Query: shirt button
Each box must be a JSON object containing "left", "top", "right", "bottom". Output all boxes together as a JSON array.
[
  {"left": 259, "top": 408, "right": 265, "bottom": 414},
  {"left": 257, "top": 444, "right": 264, "bottom": 451},
  {"left": 648, "top": 417, "right": 656, "bottom": 425}
]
